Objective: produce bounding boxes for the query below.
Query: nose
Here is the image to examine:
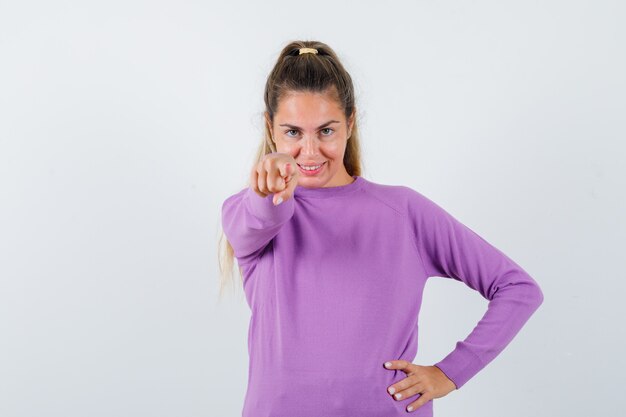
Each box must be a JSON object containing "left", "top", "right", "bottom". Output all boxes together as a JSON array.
[{"left": 300, "top": 134, "right": 320, "bottom": 155}]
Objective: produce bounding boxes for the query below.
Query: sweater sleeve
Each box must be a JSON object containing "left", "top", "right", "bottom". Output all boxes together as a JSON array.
[
  {"left": 221, "top": 186, "right": 296, "bottom": 265},
  {"left": 407, "top": 189, "right": 544, "bottom": 390}
]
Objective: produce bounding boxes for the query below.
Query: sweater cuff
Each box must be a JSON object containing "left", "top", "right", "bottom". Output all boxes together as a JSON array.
[
  {"left": 244, "top": 186, "right": 295, "bottom": 223},
  {"left": 433, "top": 342, "right": 485, "bottom": 390}
]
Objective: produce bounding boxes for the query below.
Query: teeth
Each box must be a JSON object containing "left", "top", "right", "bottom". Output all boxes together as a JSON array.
[{"left": 299, "top": 163, "right": 323, "bottom": 171}]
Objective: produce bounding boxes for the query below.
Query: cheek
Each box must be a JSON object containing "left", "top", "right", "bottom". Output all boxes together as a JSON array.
[{"left": 321, "top": 142, "right": 346, "bottom": 159}]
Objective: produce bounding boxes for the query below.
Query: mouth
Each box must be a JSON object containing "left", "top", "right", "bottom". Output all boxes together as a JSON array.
[{"left": 297, "top": 161, "right": 327, "bottom": 175}]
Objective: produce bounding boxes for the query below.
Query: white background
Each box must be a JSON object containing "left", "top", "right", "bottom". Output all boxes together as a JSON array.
[{"left": 1, "top": 1, "right": 624, "bottom": 416}]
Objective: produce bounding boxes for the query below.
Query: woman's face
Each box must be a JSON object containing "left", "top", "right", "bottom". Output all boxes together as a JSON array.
[{"left": 267, "top": 89, "right": 355, "bottom": 188}]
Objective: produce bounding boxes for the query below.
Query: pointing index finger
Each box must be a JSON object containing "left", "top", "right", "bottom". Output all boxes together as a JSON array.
[{"left": 279, "top": 162, "right": 292, "bottom": 178}]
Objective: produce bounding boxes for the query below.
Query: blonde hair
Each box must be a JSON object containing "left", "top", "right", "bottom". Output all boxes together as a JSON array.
[{"left": 217, "top": 40, "right": 365, "bottom": 300}]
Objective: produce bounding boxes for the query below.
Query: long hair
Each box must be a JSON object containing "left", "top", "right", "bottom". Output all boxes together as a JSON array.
[{"left": 217, "top": 40, "right": 365, "bottom": 300}]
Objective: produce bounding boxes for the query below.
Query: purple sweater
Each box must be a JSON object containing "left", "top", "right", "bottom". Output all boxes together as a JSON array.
[{"left": 221, "top": 175, "right": 543, "bottom": 417}]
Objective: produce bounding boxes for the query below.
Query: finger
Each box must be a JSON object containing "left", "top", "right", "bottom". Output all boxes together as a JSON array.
[
  {"left": 274, "top": 178, "right": 296, "bottom": 206},
  {"left": 390, "top": 379, "right": 424, "bottom": 402},
  {"left": 272, "top": 193, "right": 284, "bottom": 206},
  {"left": 406, "top": 391, "right": 433, "bottom": 413},
  {"left": 257, "top": 161, "right": 269, "bottom": 195},
  {"left": 250, "top": 165, "right": 267, "bottom": 198},
  {"left": 383, "top": 360, "right": 410, "bottom": 371},
  {"left": 273, "top": 181, "right": 293, "bottom": 205},
  {"left": 285, "top": 163, "right": 298, "bottom": 189},
  {"left": 278, "top": 161, "right": 292, "bottom": 178},
  {"left": 386, "top": 374, "right": 419, "bottom": 396},
  {"left": 285, "top": 163, "right": 294, "bottom": 183},
  {"left": 273, "top": 185, "right": 292, "bottom": 205},
  {"left": 267, "top": 162, "right": 285, "bottom": 193}
]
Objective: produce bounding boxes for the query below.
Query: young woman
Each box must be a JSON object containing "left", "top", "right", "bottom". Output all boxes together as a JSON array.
[{"left": 218, "top": 40, "right": 544, "bottom": 417}]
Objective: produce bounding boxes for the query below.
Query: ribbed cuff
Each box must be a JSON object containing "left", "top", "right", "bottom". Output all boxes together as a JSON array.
[{"left": 433, "top": 342, "right": 485, "bottom": 390}]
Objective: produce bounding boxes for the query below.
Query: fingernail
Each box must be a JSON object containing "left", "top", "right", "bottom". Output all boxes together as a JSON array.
[
  {"left": 387, "top": 387, "right": 395, "bottom": 394},
  {"left": 407, "top": 406, "right": 414, "bottom": 412},
  {"left": 275, "top": 197, "right": 283, "bottom": 205},
  {"left": 384, "top": 362, "right": 392, "bottom": 368}
]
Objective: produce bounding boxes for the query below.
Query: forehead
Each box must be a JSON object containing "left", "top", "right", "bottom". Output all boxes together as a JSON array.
[{"left": 275, "top": 90, "right": 344, "bottom": 125}]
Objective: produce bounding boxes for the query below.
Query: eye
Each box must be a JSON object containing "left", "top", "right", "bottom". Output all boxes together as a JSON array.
[
  {"left": 321, "top": 128, "right": 334, "bottom": 135},
  {"left": 285, "top": 129, "right": 299, "bottom": 137}
]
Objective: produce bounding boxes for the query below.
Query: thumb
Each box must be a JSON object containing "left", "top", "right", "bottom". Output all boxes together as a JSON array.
[{"left": 273, "top": 191, "right": 286, "bottom": 206}]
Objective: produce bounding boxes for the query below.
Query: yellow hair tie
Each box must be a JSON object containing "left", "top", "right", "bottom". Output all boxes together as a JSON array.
[{"left": 299, "top": 47, "right": 318, "bottom": 55}]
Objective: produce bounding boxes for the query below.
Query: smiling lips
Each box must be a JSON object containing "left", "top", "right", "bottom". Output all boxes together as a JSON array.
[{"left": 297, "top": 161, "right": 326, "bottom": 174}]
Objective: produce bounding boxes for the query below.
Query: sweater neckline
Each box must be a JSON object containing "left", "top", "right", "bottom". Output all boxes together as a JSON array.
[{"left": 294, "top": 175, "right": 365, "bottom": 198}]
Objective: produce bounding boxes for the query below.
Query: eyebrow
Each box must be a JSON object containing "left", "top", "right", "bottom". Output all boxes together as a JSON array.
[{"left": 279, "top": 120, "right": 340, "bottom": 130}]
